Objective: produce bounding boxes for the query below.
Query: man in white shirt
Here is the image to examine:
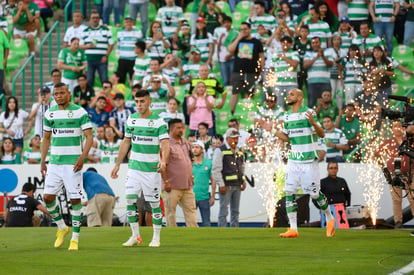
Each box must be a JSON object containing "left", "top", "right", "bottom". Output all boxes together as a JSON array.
[{"left": 63, "top": 12, "right": 87, "bottom": 48}]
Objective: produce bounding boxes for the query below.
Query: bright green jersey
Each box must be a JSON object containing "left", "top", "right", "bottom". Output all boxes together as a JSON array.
[
  {"left": 13, "top": 2, "right": 39, "bottom": 30},
  {"left": 339, "top": 116, "right": 361, "bottom": 140},
  {"left": 282, "top": 106, "right": 319, "bottom": 162},
  {"left": 58, "top": 48, "right": 86, "bottom": 80},
  {"left": 44, "top": 104, "right": 92, "bottom": 165},
  {"left": 125, "top": 112, "right": 169, "bottom": 172},
  {"left": 98, "top": 139, "right": 122, "bottom": 163},
  {"left": 0, "top": 30, "right": 9, "bottom": 70}
]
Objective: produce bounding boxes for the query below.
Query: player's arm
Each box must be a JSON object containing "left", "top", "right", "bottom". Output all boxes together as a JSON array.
[
  {"left": 158, "top": 138, "right": 170, "bottom": 173},
  {"left": 73, "top": 128, "right": 93, "bottom": 172},
  {"left": 40, "top": 130, "right": 52, "bottom": 177},
  {"left": 111, "top": 137, "right": 131, "bottom": 179},
  {"left": 275, "top": 129, "right": 290, "bottom": 143},
  {"left": 306, "top": 110, "right": 325, "bottom": 138}
]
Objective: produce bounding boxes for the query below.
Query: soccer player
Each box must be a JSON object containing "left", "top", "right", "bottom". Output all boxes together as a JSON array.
[
  {"left": 275, "top": 88, "right": 336, "bottom": 238},
  {"left": 111, "top": 89, "right": 169, "bottom": 247},
  {"left": 41, "top": 83, "right": 94, "bottom": 250}
]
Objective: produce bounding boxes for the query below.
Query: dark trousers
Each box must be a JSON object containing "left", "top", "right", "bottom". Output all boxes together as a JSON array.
[{"left": 116, "top": 59, "right": 135, "bottom": 84}]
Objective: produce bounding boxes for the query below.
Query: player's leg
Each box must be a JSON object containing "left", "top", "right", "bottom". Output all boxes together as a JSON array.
[
  {"left": 123, "top": 170, "right": 143, "bottom": 246},
  {"left": 280, "top": 161, "right": 300, "bottom": 237},
  {"left": 148, "top": 200, "right": 162, "bottom": 247},
  {"left": 144, "top": 172, "right": 163, "bottom": 247},
  {"left": 43, "top": 164, "right": 70, "bottom": 247}
]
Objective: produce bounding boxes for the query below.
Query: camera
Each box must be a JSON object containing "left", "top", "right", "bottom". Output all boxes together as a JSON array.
[
  {"left": 278, "top": 13, "right": 284, "bottom": 19},
  {"left": 382, "top": 95, "right": 414, "bottom": 126},
  {"left": 40, "top": 86, "right": 50, "bottom": 97}
]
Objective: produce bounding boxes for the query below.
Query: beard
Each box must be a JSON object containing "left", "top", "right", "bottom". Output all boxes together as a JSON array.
[{"left": 287, "top": 100, "right": 296, "bottom": 106}]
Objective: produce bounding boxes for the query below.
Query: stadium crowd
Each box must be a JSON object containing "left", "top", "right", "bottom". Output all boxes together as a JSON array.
[{"left": 1, "top": 0, "right": 414, "bottom": 229}]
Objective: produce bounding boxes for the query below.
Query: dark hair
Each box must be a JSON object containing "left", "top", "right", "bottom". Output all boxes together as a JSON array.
[
  {"left": 213, "top": 134, "right": 224, "bottom": 142},
  {"left": 103, "top": 80, "right": 113, "bottom": 88},
  {"left": 1, "top": 137, "right": 16, "bottom": 156},
  {"left": 371, "top": 45, "right": 388, "bottom": 64},
  {"left": 168, "top": 96, "right": 180, "bottom": 105},
  {"left": 50, "top": 68, "right": 61, "bottom": 76},
  {"left": 150, "top": 58, "right": 161, "bottom": 65},
  {"left": 149, "top": 21, "right": 162, "bottom": 37},
  {"left": 315, "top": 1, "right": 335, "bottom": 31},
  {"left": 70, "top": 37, "right": 80, "bottom": 43},
  {"left": 311, "top": 36, "right": 321, "bottom": 42},
  {"left": 360, "top": 21, "right": 370, "bottom": 29},
  {"left": 97, "top": 96, "right": 107, "bottom": 102},
  {"left": 135, "top": 89, "right": 150, "bottom": 98},
  {"left": 54, "top": 82, "right": 67, "bottom": 89},
  {"left": 198, "top": 122, "right": 209, "bottom": 129},
  {"left": 135, "top": 40, "right": 146, "bottom": 52},
  {"left": 280, "top": 1, "right": 294, "bottom": 21},
  {"left": 281, "top": 36, "right": 293, "bottom": 43},
  {"left": 87, "top": 167, "right": 98, "bottom": 173},
  {"left": 132, "top": 83, "right": 142, "bottom": 91},
  {"left": 327, "top": 160, "right": 338, "bottom": 169},
  {"left": 5, "top": 96, "right": 19, "bottom": 119},
  {"left": 222, "top": 14, "right": 232, "bottom": 23},
  {"left": 196, "top": 19, "right": 208, "bottom": 39},
  {"left": 347, "top": 44, "right": 363, "bottom": 64},
  {"left": 188, "top": 133, "right": 196, "bottom": 138},
  {"left": 300, "top": 24, "right": 309, "bottom": 31},
  {"left": 241, "top": 22, "right": 251, "bottom": 29},
  {"left": 77, "top": 73, "right": 87, "bottom": 80},
  {"left": 168, "top": 118, "right": 183, "bottom": 129},
  {"left": 254, "top": 0, "right": 265, "bottom": 8},
  {"left": 345, "top": 103, "right": 355, "bottom": 109},
  {"left": 228, "top": 118, "right": 240, "bottom": 126},
  {"left": 322, "top": 115, "right": 333, "bottom": 121},
  {"left": 22, "top": 182, "right": 36, "bottom": 193}
]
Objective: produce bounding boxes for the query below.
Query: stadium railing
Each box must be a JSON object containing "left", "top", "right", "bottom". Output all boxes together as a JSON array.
[
  {"left": 39, "top": 21, "right": 61, "bottom": 88},
  {"left": 11, "top": 54, "right": 35, "bottom": 110}
]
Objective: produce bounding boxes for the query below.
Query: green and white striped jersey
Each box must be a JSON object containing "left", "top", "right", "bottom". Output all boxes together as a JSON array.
[
  {"left": 270, "top": 49, "right": 300, "bottom": 86},
  {"left": 156, "top": 5, "right": 184, "bottom": 38},
  {"left": 341, "top": 57, "right": 365, "bottom": 85},
  {"left": 303, "top": 50, "right": 334, "bottom": 84},
  {"left": 351, "top": 34, "right": 383, "bottom": 63},
  {"left": 117, "top": 27, "right": 143, "bottom": 60},
  {"left": 306, "top": 20, "right": 332, "bottom": 48},
  {"left": 333, "top": 30, "right": 358, "bottom": 50},
  {"left": 98, "top": 139, "right": 122, "bottom": 163},
  {"left": 125, "top": 112, "right": 169, "bottom": 172},
  {"left": 190, "top": 33, "right": 213, "bottom": 61},
  {"left": 247, "top": 14, "right": 277, "bottom": 33},
  {"left": 324, "top": 128, "right": 348, "bottom": 159},
  {"left": 44, "top": 104, "right": 92, "bottom": 165},
  {"left": 133, "top": 54, "right": 151, "bottom": 84},
  {"left": 371, "top": 0, "right": 399, "bottom": 22},
  {"left": 348, "top": 0, "right": 369, "bottom": 21},
  {"left": 81, "top": 25, "right": 113, "bottom": 61},
  {"left": 145, "top": 37, "right": 170, "bottom": 60},
  {"left": 282, "top": 106, "right": 320, "bottom": 163},
  {"left": 23, "top": 149, "right": 41, "bottom": 164}
]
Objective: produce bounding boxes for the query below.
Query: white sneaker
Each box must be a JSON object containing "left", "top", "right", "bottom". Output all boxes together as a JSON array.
[
  {"left": 148, "top": 239, "right": 160, "bottom": 247},
  {"left": 122, "top": 236, "right": 142, "bottom": 247}
]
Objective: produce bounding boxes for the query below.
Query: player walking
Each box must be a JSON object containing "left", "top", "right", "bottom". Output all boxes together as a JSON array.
[
  {"left": 41, "top": 83, "right": 94, "bottom": 250},
  {"left": 111, "top": 90, "right": 169, "bottom": 247},
  {"left": 275, "top": 88, "right": 336, "bottom": 237}
]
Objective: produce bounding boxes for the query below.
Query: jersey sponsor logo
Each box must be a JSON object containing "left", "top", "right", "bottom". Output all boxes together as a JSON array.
[
  {"left": 52, "top": 129, "right": 75, "bottom": 135},
  {"left": 289, "top": 129, "right": 304, "bottom": 135}
]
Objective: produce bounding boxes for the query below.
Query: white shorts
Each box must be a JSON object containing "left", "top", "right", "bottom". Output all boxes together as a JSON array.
[
  {"left": 62, "top": 77, "right": 78, "bottom": 95},
  {"left": 285, "top": 160, "right": 320, "bottom": 196},
  {"left": 13, "top": 28, "right": 37, "bottom": 38},
  {"left": 44, "top": 164, "right": 83, "bottom": 199},
  {"left": 125, "top": 169, "right": 161, "bottom": 202}
]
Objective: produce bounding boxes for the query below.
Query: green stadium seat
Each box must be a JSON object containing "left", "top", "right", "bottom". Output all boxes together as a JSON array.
[
  {"left": 232, "top": 11, "right": 249, "bottom": 30},
  {"left": 395, "top": 69, "right": 414, "bottom": 92},
  {"left": 10, "top": 39, "right": 29, "bottom": 59},
  {"left": 216, "top": 1, "right": 232, "bottom": 16},
  {"left": 392, "top": 45, "right": 414, "bottom": 67},
  {"left": 149, "top": 2, "right": 157, "bottom": 22},
  {"left": 236, "top": 1, "right": 252, "bottom": 13},
  {"left": 6, "top": 50, "right": 20, "bottom": 71},
  {"left": 185, "top": 2, "right": 194, "bottom": 13},
  {"left": 184, "top": 12, "right": 192, "bottom": 26}
]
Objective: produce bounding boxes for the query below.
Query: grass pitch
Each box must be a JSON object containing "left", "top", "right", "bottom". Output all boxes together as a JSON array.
[{"left": 0, "top": 227, "right": 412, "bottom": 274}]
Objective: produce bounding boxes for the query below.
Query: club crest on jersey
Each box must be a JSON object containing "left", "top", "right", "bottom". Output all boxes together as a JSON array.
[
  {"left": 148, "top": 119, "right": 154, "bottom": 127},
  {"left": 68, "top": 110, "right": 73, "bottom": 118}
]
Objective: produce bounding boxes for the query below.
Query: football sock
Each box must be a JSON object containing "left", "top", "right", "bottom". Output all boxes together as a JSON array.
[
  {"left": 150, "top": 201, "right": 162, "bottom": 241},
  {"left": 46, "top": 199, "right": 66, "bottom": 230},
  {"left": 286, "top": 193, "right": 298, "bottom": 231},
  {"left": 313, "top": 192, "right": 334, "bottom": 222},
  {"left": 71, "top": 203, "right": 82, "bottom": 241},
  {"left": 126, "top": 194, "right": 140, "bottom": 237}
]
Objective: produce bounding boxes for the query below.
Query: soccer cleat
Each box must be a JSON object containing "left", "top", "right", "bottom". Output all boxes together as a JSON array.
[
  {"left": 279, "top": 228, "right": 299, "bottom": 238},
  {"left": 326, "top": 219, "right": 336, "bottom": 237},
  {"left": 122, "top": 236, "right": 143, "bottom": 247},
  {"left": 68, "top": 240, "right": 78, "bottom": 251},
  {"left": 54, "top": 227, "right": 70, "bottom": 248},
  {"left": 148, "top": 239, "right": 160, "bottom": 247}
]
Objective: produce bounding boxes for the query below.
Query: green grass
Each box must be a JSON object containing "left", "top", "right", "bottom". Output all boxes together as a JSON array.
[{"left": 0, "top": 227, "right": 412, "bottom": 274}]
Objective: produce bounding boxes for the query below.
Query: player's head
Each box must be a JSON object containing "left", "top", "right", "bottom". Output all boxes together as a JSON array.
[
  {"left": 168, "top": 118, "right": 185, "bottom": 138},
  {"left": 286, "top": 88, "right": 303, "bottom": 106},
  {"left": 327, "top": 161, "right": 338, "bottom": 177},
  {"left": 22, "top": 182, "right": 36, "bottom": 195},
  {"left": 53, "top": 82, "right": 71, "bottom": 106},
  {"left": 134, "top": 90, "right": 151, "bottom": 115},
  {"left": 192, "top": 140, "right": 205, "bottom": 157}
]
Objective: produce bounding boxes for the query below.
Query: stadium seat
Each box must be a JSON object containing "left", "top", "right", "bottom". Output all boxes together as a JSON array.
[
  {"left": 395, "top": 69, "right": 414, "bottom": 92},
  {"left": 6, "top": 50, "right": 20, "bottom": 71},
  {"left": 111, "top": 26, "right": 121, "bottom": 42},
  {"left": 216, "top": 1, "right": 232, "bottom": 16},
  {"left": 236, "top": 1, "right": 252, "bottom": 13},
  {"left": 149, "top": 2, "right": 157, "bottom": 22},
  {"left": 9, "top": 39, "right": 29, "bottom": 59},
  {"left": 392, "top": 45, "right": 414, "bottom": 67},
  {"left": 232, "top": 11, "right": 249, "bottom": 30},
  {"left": 184, "top": 12, "right": 192, "bottom": 26},
  {"left": 185, "top": 2, "right": 194, "bottom": 13}
]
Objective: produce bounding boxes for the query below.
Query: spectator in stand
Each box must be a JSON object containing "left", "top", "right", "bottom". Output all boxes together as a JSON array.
[
  {"left": 248, "top": 0, "right": 277, "bottom": 34},
  {"left": 351, "top": 22, "right": 382, "bottom": 65},
  {"left": 179, "top": 48, "right": 204, "bottom": 88},
  {"left": 191, "top": 17, "right": 214, "bottom": 67},
  {"left": 198, "top": 0, "right": 221, "bottom": 35},
  {"left": 315, "top": 0, "right": 338, "bottom": 32},
  {"left": 338, "top": 44, "right": 365, "bottom": 104},
  {"left": 109, "top": 93, "right": 135, "bottom": 138},
  {"left": 288, "top": 0, "right": 313, "bottom": 16},
  {"left": 87, "top": 125, "right": 105, "bottom": 163},
  {"left": 141, "top": 58, "right": 171, "bottom": 90},
  {"left": 369, "top": 0, "right": 399, "bottom": 57},
  {"left": 116, "top": 15, "right": 143, "bottom": 84},
  {"left": 280, "top": 2, "right": 298, "bottom": 35},
  {"left": 12, "top": 0, "right": 39, "bottom": 55},
  {"left": 57, "top": 37, "right": 87, "bottom": 94},
  {"left": 176, "top": 21, "right": 191, "bottom": 64},
  {"left": 334, "top": 17, "right": 357, "bottom": 51},
  {"left": 132, "top": 40, "right": 151, "bottom": 86},
  {"left": 93, "top": 125, "right": 122, "bottom": 164},
  {"left": 82, "top": 167, "right": 116, "bottom": 227},
  {"left": 0, "top": 27, "right": 8, "bottom": 100},
  {"left": 90, "top": 81, "right": 115, "bottom": 113},
  {"left": 161, "top": 53, "right": 184, "bottom": 86},
  {"left": 293, "top": 24, "right": 311, "bottom": 91},
  {"left": 161, "top": 119, "right": 198, "bottom": 227},
  {"left": 5, "top": 183, "right": 51, "bottom": 227},
  {"left": 369, "top": 45, "right": 394, "bottom": 98},
  {"left": 228, "top": 22, "right": 264, "bottom": 115},
  {"left": 44, "top": 68, "right": 62, "bottom": 95},
  {"left": 0, "top": 96, "right": 30, "bottom": 155},
  {"left": 323, "top": 116, "right": 348, "bottom": 162},
  {"left": 23, "top": 134, "right": 42, "bottom": 164},
  {"left": 315, "top": 90, "right": 339, "bottom": 124},
  {"left": 197, "top": 122, "right": 212, "bottom": 152},
  {"left": 80, "top": 11, "right": 114, "bottom": 88},
  {"left": 63, "top": 12, "right": 87, "bottom": 48},
  {"left": 28, "top": 86, "right": 55, "bottom": 138},
  {"left": 33, "top": 0, "right": 53, "bottom": 32},
  {"left": 303, "top": 36, "right": 334, "bottom": 108},
  {"left": 216, "top": 15, "right": 237, "bottom": 86},
  {"left": 403, "top": 0, "right": 414, "bottom": 47},
  {"left": 159, "top": 97, "right": 185, "bottom": 124},
  {"left": 109, "top": 72, "right": 126, "bottom": 96},
  {"left": 73, "top": 74, "right": 95, "bottom": 109},
  {"left": 347, "top": 0, "right": 369, "bottom": 33},
  {"left": 320, "top": 161, "right": 351, "bottom": 206},
  {"left": 0, "top": 137, "right": 21, "bottom": 164},
  {"left": 143, "top": 75, "right": 175, "bottom": 113},
  {"left": 335, "top": 103, "right": 362, "bottom": 156},
  {"left": 146, "top": 21, "right": 171, "bottom": 62},
  {"left": 187, "top": 82, "right": 215, "bottom": 136},
  {"left": 88, "top": 96, "right": 110, "bottom": 127},
  {"left": 327, "top": 35, "right": 347, "bottom": 108},
  {"left": 298, "top": 5, "right": 332, "bottom": 48},
  {"left": 128, "top": 0, "right": 149, "bottom": 37},
  {"left": 156, "top": 0, "right": 184, "bottom": 43},
  {"left": 192, "top": 139, "right": 216, "bottom": 226},
  {"left": 205, "top": 134, "right": 223, "bottom": 159}
]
